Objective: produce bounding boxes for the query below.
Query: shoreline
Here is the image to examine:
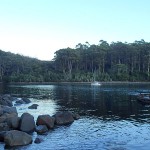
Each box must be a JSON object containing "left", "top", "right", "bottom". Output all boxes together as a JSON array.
[{"left": 5, "top": 81, "right": 150, "bottom": 85}]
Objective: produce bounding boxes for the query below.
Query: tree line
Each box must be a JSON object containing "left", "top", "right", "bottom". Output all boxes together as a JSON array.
[{"left": 0, "top": 39, "right": 150, "bottom": 82}]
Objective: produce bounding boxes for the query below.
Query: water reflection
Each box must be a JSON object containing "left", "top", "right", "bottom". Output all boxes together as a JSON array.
[
  {"left": 50, "top": 84, "right": 150, "bottom": 123},
  {"left": 2, "top": 83, "right": 150, "bottom": 123},
  {"left": 1, "top": 83, "right": 150, "bottom": 149}
]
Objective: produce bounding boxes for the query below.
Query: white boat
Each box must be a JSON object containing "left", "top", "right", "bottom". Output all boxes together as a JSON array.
[{"left": 91, "top": 81, "right": 101, "bottom": 86}]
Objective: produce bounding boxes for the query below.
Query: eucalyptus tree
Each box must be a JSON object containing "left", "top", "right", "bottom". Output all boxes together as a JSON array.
[{"left": 54, "top": 48, "right": 79, "bottom": 80}]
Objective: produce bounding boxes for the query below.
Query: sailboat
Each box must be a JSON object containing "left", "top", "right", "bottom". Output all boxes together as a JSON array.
[
  {"left": 91, "top": 81, "right": 101, "bottom": 86},
  {"left": 91, "top": 73, "right": 101, "bottom": 86}
]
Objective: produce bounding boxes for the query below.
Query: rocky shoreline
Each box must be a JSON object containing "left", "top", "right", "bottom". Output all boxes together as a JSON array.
[{"left": 0, "top": 94, "right": 80, "bottom": 148}]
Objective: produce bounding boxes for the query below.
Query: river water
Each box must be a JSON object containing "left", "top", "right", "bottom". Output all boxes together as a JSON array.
[{"left": 1, "top": 83, "right": 150, "bottom": 150}]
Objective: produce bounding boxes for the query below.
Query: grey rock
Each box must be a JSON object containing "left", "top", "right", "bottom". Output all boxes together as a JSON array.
[
  {"left": 2, "top": 106, "right": 17, "bottom": 114},
  {"left": 7, "top": 116, "right": 20, "bottom": 129},
  {"left": 4, "top": 130, "right": 32, "bottom": 147},
  {"left": 20, "top": 113, "right": 35, "bottom": 133},
  {"left": 0, "top": 122, "right": 10, "bottom": 131},
  {"left": 0, "top": 112, "right": 18, "bottom": 123}
]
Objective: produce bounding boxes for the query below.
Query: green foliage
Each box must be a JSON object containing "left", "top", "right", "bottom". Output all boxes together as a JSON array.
[
  {"left": 1, "top": 39, "right": 150, "bottom": 82},
  {"left": 110, "top": 64, "right": 129, "bottom": 81}
]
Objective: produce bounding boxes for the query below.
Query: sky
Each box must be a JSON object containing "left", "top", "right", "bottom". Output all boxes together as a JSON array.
[{"left": 0, "top": 0, "right": 150, "bottom": 60}]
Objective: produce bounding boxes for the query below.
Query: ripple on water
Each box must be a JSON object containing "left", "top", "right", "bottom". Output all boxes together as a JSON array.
[
  {"left": 4, "top": 117, "right": 148, "bottom": 150},
  {"left": 2, "top": 83, "right": 150, "bottom": 149}
]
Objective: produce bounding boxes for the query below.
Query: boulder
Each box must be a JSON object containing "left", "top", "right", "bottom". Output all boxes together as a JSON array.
[
  {"left": 22, "top": 98, "right": 31, "bottom": 104},
  {"left": 2, "top": 95, "right": 13, "bottom": 106},
  {"left": 54, "top": 111, "right": 74, "bottom": 125},
  {"left": 4, "top": 130, "right": 32, "bottom": 147},
  {"left": 0, "top": 131, "right": 6, "bottom": 142},
  {"left": 0, "top": 122, "right": 10, "bottom": 131},
  {"left": 0, "top": 113, "right": 18, "bottom": 123},
  {"left": 36, "top": 115, "right": 55, "bottom": 129},
  {"left": 0, "top": 95, "right": 13, "bottom": 107},
  {"left": 35, "top": 125, "right": 48, "bottom": 134},
  {"left": 2, "top": 95, "right": 11, "bottom": 100},
  {"left": 7, "top": 116, "right": 20, "bottom": 129},
  {"left": 0, "top": 105, "right": 17, "bottom": 117},
  {"left": 28, "top": 104, "right": 39, "bottom": 109},
  {"left": 19, "top": 113, "right": 35, "bottom": 133},
  {"left": 2, "top": 106, "right": 17, "bottom": 114}
]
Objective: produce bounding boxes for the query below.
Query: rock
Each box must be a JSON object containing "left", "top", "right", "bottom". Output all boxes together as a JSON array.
[
  {"left": 20, "top": 113, "right": 35, "bottom": 133},
  {"left": 34, "top": 137, "right": 43, "bottom": 144},
  {"left": 0, "top": 108, "right": 3, "bottom": 116},
  {"left": 0, "top": 105, "right": 17, "bottom": 114},
  {"left": 0, "top": 113, "right": 18, "bottom": 131},
  {"left": 72, "top": 113, "right": 80, "bottom": 120},
  {"left": 2, "top": 106, "right": 17, "bottom": 114},
  {"left": 0, "top": 122, "right": 10, "bottom": 131},
  {"left": 36, "top": 125, "right": 48, "bottom": 134},
  {"left": 22, "top": 98, "right": 31, "bottom": 104},
  {"left": 11, "top": 97, "right": 18, "bottom": 101},
  {"left": 4, "top": 130, "right": 32, "bottom": 147},
  {"left": 15, "top": 100, "right": 25, "bottom": 105},
  {"left": 2, "top": 95, "right": 13, "bottom": 106},
  {"left": 36, "top": 115, "right": 55, "bottom": 129},
  {"left": 28, "top": 104, "right": 39, "bottom": 109},
  {"left": 7, "top": 116, "right": 20, "bottom": 129},
  {"left": 0, "top": 131, "right": 6, "bottom": 142},
  {"left": 2, "top": 95, "right": 11, "bottom": 100},
  {"left": 54, "top": 111, "right": 74, "bottom": 125},
  {"left": 0, "top": 95, "right": 13, "bottom": 107},
  {"left": 0, "top": 113, "right": 18, "bottom": 123}
]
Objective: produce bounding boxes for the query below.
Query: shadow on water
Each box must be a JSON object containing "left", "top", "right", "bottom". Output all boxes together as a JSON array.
[
  {"left": 4, "top": 83, "right": 150, "bottom": 123},
  {"left": 52, "top": 83, "right": 150, "bottom": 123}
]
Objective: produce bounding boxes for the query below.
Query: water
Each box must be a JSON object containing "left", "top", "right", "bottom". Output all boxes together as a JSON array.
[{"left": 1, "top": 83, "right": 150, "bottom": 149}]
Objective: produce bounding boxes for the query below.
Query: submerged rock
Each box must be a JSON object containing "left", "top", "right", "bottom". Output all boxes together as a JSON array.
[
  {"left": 34, "top": 137, "right": 43, "bottom": 144},
  {"left": 15, "top": 100, "right": 25, "bottom": 105},
  {"left": 36, "top": 125, "right": 48, "bottom": 134},
  {"left": 28, "top": 104, "right": 39, "bottom": 109},
  {"left": 4, "top": 130, "right": 32, "bottom": 147},
  {"left": 21, "top": 98, "right": 31, "bottom": 104}
]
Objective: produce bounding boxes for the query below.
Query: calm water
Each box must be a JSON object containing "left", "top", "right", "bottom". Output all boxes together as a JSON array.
[{"left": 1, "top": 83, "right": 150, "bottom": 150}]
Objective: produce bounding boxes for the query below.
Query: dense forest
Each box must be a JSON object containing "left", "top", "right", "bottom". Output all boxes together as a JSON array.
[{"left": 0, "top": 39, "right": 150, "bottom": 82}]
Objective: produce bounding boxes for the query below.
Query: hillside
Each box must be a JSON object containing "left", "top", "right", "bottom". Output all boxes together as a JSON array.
[
  {"left": 0, "top": 50, "right": 57, "bottom": 82},
  {"left": 1, "top": 39, "right": 150, "bottom": 83}
]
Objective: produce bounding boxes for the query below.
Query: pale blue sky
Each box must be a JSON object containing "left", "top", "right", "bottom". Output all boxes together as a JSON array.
[{"left": 0, "top": 0, "right": 150, "bottom": 60}]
